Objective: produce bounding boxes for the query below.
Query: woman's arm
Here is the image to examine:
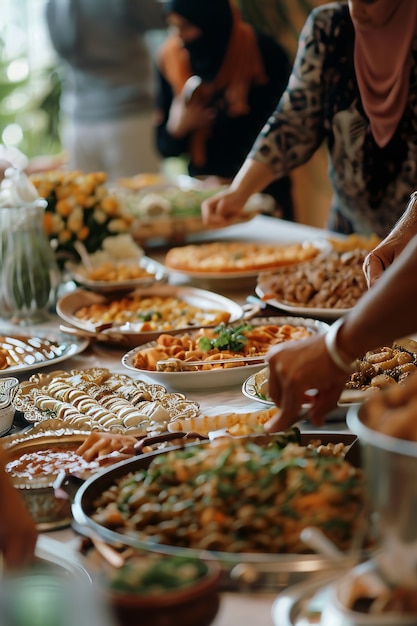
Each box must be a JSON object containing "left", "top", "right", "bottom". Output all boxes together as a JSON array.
[
  {"left": 202, "top": 6, "right": 331, "bottom": 226},
  {"left": 363, "top": 192, "right": 417, "bottom": 287},
  {"left": 154, "top": 67, "right": 190, "bottom": 159}
]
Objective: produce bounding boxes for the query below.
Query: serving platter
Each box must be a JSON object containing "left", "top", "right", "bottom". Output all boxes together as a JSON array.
[
  {"left": 56, "top": 284, "right": 256, "bottom": 346},
  {"left": 165, "top": 238, "right": 330, "bottom": 274},
  {"left": 121, "top": 316, "right": 329, "bottom": 392},
  {"left": 0, "top": 331, "right": 89, "bottom": 377},
  {"left": 65, "top": 256, "right": 168, "bottom": 294},
  {"left": 123, "top": 355, "right": 266, "bottom": 392},
  {"left": 114, "top": 176, "right": 275, "bottom": 246},
  {"left": 13, "top": 368, "right": 200, "bottom": 434},
  {"left": 72, "top": 431, "right": 362, "bottom": 592},
  {"left": 255, "top": 246, "right": 368, "bottom": 320},
  {"left": 164, "top": 240, "right": 331, "bottom": 294},
  {"left": 255, "top": 286, "right": 351, "bottom": 320}
]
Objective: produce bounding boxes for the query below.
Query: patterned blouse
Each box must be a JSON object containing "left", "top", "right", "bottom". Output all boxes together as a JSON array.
[{"left": 250, "top": 2, "right": 417, "bottom": 237}]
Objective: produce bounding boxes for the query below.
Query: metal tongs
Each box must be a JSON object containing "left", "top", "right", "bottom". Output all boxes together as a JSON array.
[{"left": 156, "top": 355, "right": 267, "bottom": 372}]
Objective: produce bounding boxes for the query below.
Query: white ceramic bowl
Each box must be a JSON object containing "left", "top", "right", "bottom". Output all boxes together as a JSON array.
[
  {"left": 121, "top": 316, "right": 328, "bottom": 392},
  {"left": 0, "top": 376, "right": 19, "bottom": 436}
]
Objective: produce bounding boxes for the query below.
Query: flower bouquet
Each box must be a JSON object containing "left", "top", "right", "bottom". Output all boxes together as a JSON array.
[{"left": 30, "top": 170, "right": 134, "bottom": 265}]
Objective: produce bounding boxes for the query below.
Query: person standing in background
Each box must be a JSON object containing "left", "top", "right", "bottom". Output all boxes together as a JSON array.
[
  {"left": 236, "top": 0, "right": 333, "bottom": 227},
  {"left": 45, "top": 0, "right": 166, "bottom": 181},
  {"left": 203, "top": 0, "right": 417, "bottom": 238},
  {"left": 155, "top": 0, "right": 294, "bottom": 221}
]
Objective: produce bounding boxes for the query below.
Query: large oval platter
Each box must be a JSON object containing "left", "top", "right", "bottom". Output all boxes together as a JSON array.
[
  {"left": 13, "top": 368, "right": 200, "bottom": 433},
  {"left": 56, "top": 284, "right": 254, "bottom": 346},
  {"left": 255, "top": 286, "right": 351, "bottom": 321},
  {"left": 255, "top": 246, "right": 368, "bottom": 320},
  {"left": 72, "top": 431, "right": 361, "bottom": 592},
  {"left": 121, "top": 317, "right": 329, "bottom": 392}
]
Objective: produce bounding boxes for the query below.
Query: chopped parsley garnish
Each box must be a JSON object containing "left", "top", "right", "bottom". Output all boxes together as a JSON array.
[{"left": 197, "top": 323, "right": 253, "bottom": 352}]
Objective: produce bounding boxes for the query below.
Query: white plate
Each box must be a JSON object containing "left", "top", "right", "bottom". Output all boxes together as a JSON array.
[
  {"left": 0, "top": 331, "right": 89, "bottom": 377},
  {"left": 242, "top": 371, "right": 274, "bottom": 406},
  {"left": 56, "top": 284, "right": 252, "bottom": 346},
  {"left": 121, "top": 316, "right": 328, "bottom": 392},
  {"left": 241, "top": 371, "right": 321, "bottom": 418},
  {"left": 255, "top": 285, "right": 351, "bottom": 320},
  {"left": 65, "top": 256, "right": 168, "bottom": 293},
  {"left": 123, "top": 358, "right": 266, "bottom": 392},
  {"left": 338, "top": 388, "right": 376, "bottom": 406}
]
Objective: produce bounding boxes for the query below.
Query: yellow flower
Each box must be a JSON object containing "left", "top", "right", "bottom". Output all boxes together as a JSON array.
[
  {"left": 31, "top": 170, "right": 132, "bottom": 256},
  {"left": 67, "top": 206, "right": 83, "bottom": 233}
]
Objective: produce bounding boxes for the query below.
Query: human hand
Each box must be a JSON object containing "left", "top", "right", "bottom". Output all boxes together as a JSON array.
[
  {"left": 167, "top": 92, "right": 215, "bottom": 138},
  {"left": 362, "top": 234, "right": 407, "bottom": 288},
  {"left": 264, "top": 335, "right": 350, "bottom": 432},
  {"left": 201, "top": 187, "right": 247, "bottom": 227},
  {"left": 76, "top": 431, "right": 137, "bottom": 462},
  {"left": 0, "top": 464, "right": 38, "bottom": 570}
]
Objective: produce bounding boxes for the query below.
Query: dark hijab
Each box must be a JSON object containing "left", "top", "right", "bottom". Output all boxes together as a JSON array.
[{"left": 163, "top": 0, "right": 233, "bottom": 81}]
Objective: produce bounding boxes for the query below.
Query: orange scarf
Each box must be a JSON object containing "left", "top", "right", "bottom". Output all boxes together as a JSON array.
[{"left": 158, "top": 4, "right": 268, "bottom": 166}]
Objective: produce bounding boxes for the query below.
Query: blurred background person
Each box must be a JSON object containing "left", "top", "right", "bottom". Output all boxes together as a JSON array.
[
  {"left": 155, "top": 0, "right": 294, "bottom": 220},
  {"left": 45, "top": 0, "right": 165, "bottom": 181},
  {"left": 202, "top": 0, "right": 417, "bottom": 238}
]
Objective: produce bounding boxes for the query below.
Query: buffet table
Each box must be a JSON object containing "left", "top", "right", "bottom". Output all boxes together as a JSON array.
[{"left": 3, "top": 215, "right": 351, "bottom": 626}]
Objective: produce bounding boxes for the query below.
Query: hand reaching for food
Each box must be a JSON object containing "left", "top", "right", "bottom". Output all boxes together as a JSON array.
[{"left": 76, "top": 432, "right": 138, "bottom": 462}]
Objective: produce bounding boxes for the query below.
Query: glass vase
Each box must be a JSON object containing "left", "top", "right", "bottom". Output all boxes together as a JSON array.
[{"left": 0, "top": 198, "right": 61, "bottom": 324}]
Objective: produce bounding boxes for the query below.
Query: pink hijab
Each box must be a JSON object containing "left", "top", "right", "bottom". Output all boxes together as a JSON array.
[{"left": 352, "top": 0, "right": 417, "bottom": 147}]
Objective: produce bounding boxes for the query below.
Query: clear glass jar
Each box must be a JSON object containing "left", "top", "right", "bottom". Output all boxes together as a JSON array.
[{"left": 0, "top": 197, "right": 61, "bottom": 323}]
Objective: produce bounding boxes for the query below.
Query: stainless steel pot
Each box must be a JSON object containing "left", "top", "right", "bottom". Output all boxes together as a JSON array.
[{"left": 347, "top": 404, "right": 417, "bottom": 588}]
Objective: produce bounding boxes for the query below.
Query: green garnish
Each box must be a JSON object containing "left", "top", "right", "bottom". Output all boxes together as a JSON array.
[
  {"left": 137, "top": 310, "right": 162, "bottom": 322},
  {"left": 197, "top": 323, "right": 252, "bottom": 352}
]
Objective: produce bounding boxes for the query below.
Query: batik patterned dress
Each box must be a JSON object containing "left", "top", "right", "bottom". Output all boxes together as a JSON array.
[{"left": 250, "top": 3, "right": 417, "bottom": 236}]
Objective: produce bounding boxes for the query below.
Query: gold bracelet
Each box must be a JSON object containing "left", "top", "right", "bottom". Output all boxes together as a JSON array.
[{"left": 324, "top": 317, "right": 356, "bottom": 373}]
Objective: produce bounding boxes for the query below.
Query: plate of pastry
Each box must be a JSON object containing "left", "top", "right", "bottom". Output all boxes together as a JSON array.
[
  {"left": 0, "top": 331, "right": 89, "bottom": 376},
  {"left": 121, "top": 317, "right": 328, "bottom": 392}
]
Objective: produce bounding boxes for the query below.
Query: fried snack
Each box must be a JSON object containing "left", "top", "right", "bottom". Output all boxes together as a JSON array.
[
  {"left": 258, "top": 249, "right": 367, "bottom": 310},
  {"left": 132, "top": 323, "right": 312, "bottom": 371},
  {"left": 167, "top": 406, "right": 278, "bottom": 435},
  {"left": 0, "top": 347, "right": 9, "bottom": 370},
  {"left": 346, "top": 345, "right": 417, "bottom": 392},
  {"left": 360, "top": 371, "right": 417, "bottom": 441}
]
